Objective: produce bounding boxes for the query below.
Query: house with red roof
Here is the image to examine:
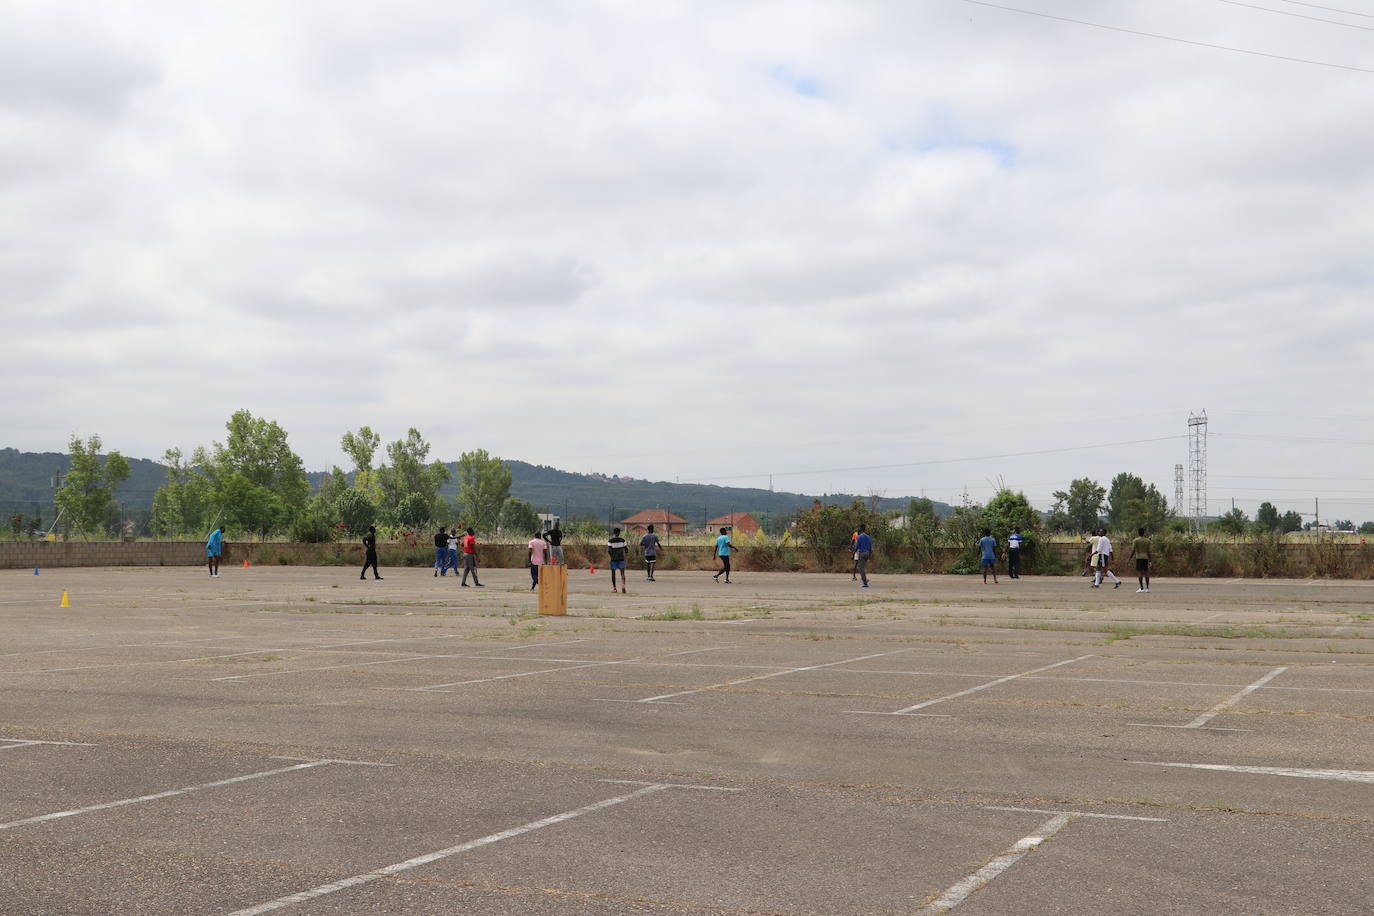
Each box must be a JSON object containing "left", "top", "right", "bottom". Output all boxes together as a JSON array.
[
  {"left": 618, "top": 509, "right": 690, "bottom": 534},
  {"left": 705, "top": 512, "right": 761, "bottom": 535}
]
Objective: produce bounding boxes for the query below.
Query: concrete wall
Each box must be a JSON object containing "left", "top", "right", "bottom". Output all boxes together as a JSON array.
[{"left": 0, "top": 540, "right": 206, "bottom": 570}]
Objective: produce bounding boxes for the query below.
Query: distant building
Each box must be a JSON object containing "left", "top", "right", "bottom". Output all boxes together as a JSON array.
[
  {"left": 706, "top": 512, "right": 761, "bottom": 535},
  {"left": 619, "top": 509, "right": 689, "bottom": 534}
]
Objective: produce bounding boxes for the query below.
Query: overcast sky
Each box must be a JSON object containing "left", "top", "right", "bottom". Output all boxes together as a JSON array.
[{"left": 5, "top": 0, "right": 1374, "bottom": 522}]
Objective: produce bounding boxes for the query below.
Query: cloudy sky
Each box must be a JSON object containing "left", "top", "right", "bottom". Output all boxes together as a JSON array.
[{"left": 5, "top": 0, "right": 1374, "bottom": 523}]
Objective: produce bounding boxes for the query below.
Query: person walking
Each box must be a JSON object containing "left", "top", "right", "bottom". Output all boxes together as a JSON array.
[
  {"left": 527, "top": 529, "right": 547, "bottom": 591},
  {"left": 1129, "top": 527, "right": 1152, "bottom": 593},
  {"left": 546, "top": 522, "right": 565, "bottom": 565},
  {"left": 460, "top": 527, "right": 483, "bottom": 587},
  {"left": 854, "top": 524, "right": 873, "bottom": 588},
  {"left": 851, "top": 529, "right": 860, "bottom": 580},
  {"left": 206, "top": 525, "right": 225, "bottom": 578},
  {"left": 433, "top": 527, "right": 448, "bottom": 577},
  {"left": 1092, "top": 529, "right": 1122, "bottom": 589},
  {"left": 360, "top": 525, "right": 382, "bottom": 580},
  {"left": 443, "top": 528, "right": 460, "bottom": 576},
  {"left": 639, "top": 524, "right": 661, "bottom": 581},
  {"left": 978, "top": 528, "right": 999, "bottom": 584},
  {"left": 712, "top": 527, "right": 737, "bottom": 584},
  {"left": 1007, "top": 529, "right": 1024, "bottom": 579},
  {"left": 607, "top": 527, "right": 629, "bottom": 593}
]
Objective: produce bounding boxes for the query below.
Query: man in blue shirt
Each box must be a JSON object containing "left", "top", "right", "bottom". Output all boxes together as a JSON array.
[
  {"left": 854, "top": 524, "right": 873, "bottom": 588},
  {"left": 711, "top": 527, "right": 736, "bottom": 584},
  {"left": 206, "top": 526, "right": 225, "bottom": 578},
  {"left": 978, "top": 528, "right": 999, "bottom": 584},
  {"left": 1007, "top": 529, "right": 1024, "bottom": 579}
]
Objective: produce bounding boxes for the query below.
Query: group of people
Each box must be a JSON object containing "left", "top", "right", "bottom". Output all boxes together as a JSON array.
[
  {"left": 430, "top": 526, "right": 485, "bottom": 586},
  {"left": 524, "top": 523, "right": 675, "bottom": 593},
  {"left": 1084, "top": 528, "right": 1153, "bottom": 592}
]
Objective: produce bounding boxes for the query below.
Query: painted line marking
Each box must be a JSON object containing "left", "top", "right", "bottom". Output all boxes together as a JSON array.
[
  {"left": 0, "top": 635, "right": 263, "bottom": 660},
  {"left": 1135, "top": 761, "right": 1374, "bottom": 784},
  {"left": 0, "top": 761, "right": 337, "bottom": 831},
  {"left": 0, "top": 739, "right": 98, "bottom": 751},
  {"left": 623, "top": 649, "right": 917, "bottom": 704},
  {"left": 209, "top": 639, "right": 595, "bottom": 682},
  {"left": 599, "top": 779, "right": 743, "bottom": 792},
  {"left": 414, "top": 645, "right": 736, "bottom": 692},
  {"left": 848, "top": 656, "right": 1093, "bottom": 716},
  {"left": 271, "top": 756, "right": 394, "bottom": 767},
  {"left": 226, "top": 781, "right": 736, "bottom": 915},
  {"left": 1198, "top": 613, "right": 1225, "bottom": 622},
  {"left": 1129, "top": 666, "right": 1287, "bottom": 730},
  {"left": 918, "top": 813, "right": 1072, "bottom": 914},
  {"left": 984, "top": 806, "right": 1168, "bottom": 823}
]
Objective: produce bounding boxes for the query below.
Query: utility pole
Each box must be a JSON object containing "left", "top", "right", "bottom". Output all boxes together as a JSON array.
[{"left": 1188, "top": 410, "right": 1208, "bottom": 531}]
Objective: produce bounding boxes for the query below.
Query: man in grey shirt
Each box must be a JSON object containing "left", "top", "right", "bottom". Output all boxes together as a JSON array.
[{"left": 639, "top": 524, "right": 662, "bottom": 581}]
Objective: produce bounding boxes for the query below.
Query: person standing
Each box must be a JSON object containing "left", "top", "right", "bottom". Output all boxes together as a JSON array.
[
  {"left": 527, "top": 529, "right": 547, "bottom": 591},
  {"left": 1092, "top": 529, "right": 1122, "bottom": 589},
  {"left": 206, "top": 525, "right": 225, "bottom": 578},
  {"left": 712, "top": 527, "right": 736, "bottom": 584},
  {"left": 546, "top": 522, "right": 565, "bottom": 565},
  {"left": 978, "top": 528, "right": 999, "bottom": 584},
  {"left": 639, "top": 524, "right": 661, "bottom": 581},
  {"left": 360, "top": 526, "right": 382, "bottom": 580},
  {"left": 433, "top": 527, "right": 448, "bottom": 577},
  {"left": 1129, "top": 527, "right": 1152, "bottom": 593},
  {"left": 460, "top": 527, "right": 483, "bottom": 587},
  {"left": 443, "top": 528, "right": 460, "bottom": 576},
  {"left": 854, "top": 524, "right": 873, "bottom": 588},
  {"left": 607, "top": 527, "right": 629, "bottom": 593},
  {"left": 851, "top": 529, "right": 860, "bottom": 580},
  {"left": 1007, "top": 529, "right": 1024, "bottom": 579}
]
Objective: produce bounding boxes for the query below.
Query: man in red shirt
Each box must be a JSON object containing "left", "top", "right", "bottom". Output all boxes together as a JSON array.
[{"left": 460, "top": 527, "right": 483, "bottom": 587}]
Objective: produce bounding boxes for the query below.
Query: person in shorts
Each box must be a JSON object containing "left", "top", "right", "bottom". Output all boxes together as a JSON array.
[
  {"left": 639, "top": 524, "right": 661, "bottom": 581},
  {"left": 1092, "top": 529, "right": 1122, "bottom": 588},
  {"left": 1129, "top": 527, "right": 1152, "bottom": 593},
  {"left": 607, "top": 527, "right": 629, "bottom": 593},
  {"left": 527, "top": 530, "right": 547, "bottom": 591},
  {"left": 978, "top": 528, "right": 999, "bottom": 584},
  {"left": 206, "top": 525, "right": 225, "bottom": 578},
  {"left": 712, "top": 527, "right": 736, "bottom": 583}
]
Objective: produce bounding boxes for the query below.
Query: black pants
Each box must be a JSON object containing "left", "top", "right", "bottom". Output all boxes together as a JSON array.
[
  {"left": 716, "top": 556, "right": 731, "bottom": 578},
  {"left": 361, "top": 554, "right": 379, "bottom": 578},
  {"left": 1007, "top": 549, "right": 1020, "bottom": 578}
]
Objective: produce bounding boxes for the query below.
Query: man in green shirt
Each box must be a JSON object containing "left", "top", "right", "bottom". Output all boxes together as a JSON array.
[{"left": 1129, "top": 527, "right": 1152, "bottom": 593}]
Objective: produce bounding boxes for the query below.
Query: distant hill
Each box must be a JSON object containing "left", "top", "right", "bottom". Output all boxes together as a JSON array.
[{"left": 0, "top": 447, "right": 949, "bottom": 527}]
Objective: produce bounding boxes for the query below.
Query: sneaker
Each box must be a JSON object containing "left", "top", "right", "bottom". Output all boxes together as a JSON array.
[
  {"left": 1113, "top": 582, "right": 1120, "bottom": 588},
  {"left": 1136, "top": 588, "right": 1145, "bottom": 593},
  {"left": 861, "top": 583, "right": 869, "bottom": 588},
  {"left": 374, "top": 577, "right": 383, "bottom": 580},
  {"left": 475, "top": 583, "right": 484, "bottom": 587},
  {"left": 1090, "top": 584, "right": 1099, "bottom": 588},
  {"left": 621, "top": 587, "right": 627, "bottom": 594},
  {"left": 461, "top": 583, "right": 470, "bottom": 587},
  {"left": 1142, "top": 587, "right": 1150, "bottom": 592}
]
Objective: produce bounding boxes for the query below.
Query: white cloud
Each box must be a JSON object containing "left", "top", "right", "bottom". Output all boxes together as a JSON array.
[{"left": 3, "top": 0, "right": 1373, "bottom": 521}]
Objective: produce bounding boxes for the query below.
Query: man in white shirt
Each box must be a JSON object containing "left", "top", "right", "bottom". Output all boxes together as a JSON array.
[{"left": 1092, "top": 529, "right": 1122, "bottom": 588}]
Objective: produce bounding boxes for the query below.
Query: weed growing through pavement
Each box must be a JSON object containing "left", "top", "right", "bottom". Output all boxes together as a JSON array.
[{"left": 640, "top": 607, "right": 706, "bottom": 621}]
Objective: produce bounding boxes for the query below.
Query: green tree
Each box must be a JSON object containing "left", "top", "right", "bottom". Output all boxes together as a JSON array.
[
  {"left": 1105, "top": 473, "right": 1171, "bottom": 533},
  {"left": 340, "top": 426, "right": 381, "bottom": 493},
  {"left": 1254, "top": 502, "right": 1282, "bottom": 533},
  {"left": 1334, "top": 519, "right": 1355, "bottom": 531},
  {"left": 287, "top": 496, "right": 337, "bottom": 543},
  {"left": 1211, "top": 507, "right": 1249, "bottom": 537},
  {"left": 55, "top": 434, "right": 131, "bottom": 538},
  {"left": 316, "top": 467, "right": 350, "bottom": 508},
  {"left": 456, "top": 449, "right": 512, "bottom": 534},
  {"left": 335, "top": 488, "right": 377, "bottom": 536},
  {"left": 1358, "top": 522, "right": 1374, "bottom": 535},
  {"left": 499, "top": 497, "right": 540, "bottom": 535},
  {"left": 375, "top": 429, "right": 449, "bottom": 524},
  {"left": 218, "top": 471, "right": 287, "bottom": 537},
  {"left": 188, "top": 410, "right": 309, "bottom": 536},
  {"left": 1280, "top": 510, "right": 1304, "bottom": 533},
  {"left": 1048, "top": 478, "right": 1105, "bottom": 533},
  {"left": 150, "top": 448, "right": 215, "bottom": 537},
  {"left": 794, "top": 500, "right": 892, "bottom": 567},
  {"left": 980, "top": 489, "right": 1040, "bottom": 542}
]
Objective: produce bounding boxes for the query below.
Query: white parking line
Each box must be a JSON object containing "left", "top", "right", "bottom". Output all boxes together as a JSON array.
[
  {"left": 620, "top": 649, "right": 917, "bottom": 704},
  {"left": 0, "top": 739, "right": 98, "bottom": 751},
  {"left": 414, "top": 646, "right": 736, "bottom": 691},
  {"left": 919, "top": 813, "right": 1072, "bottom": 914},
  {"left": 0, "top": 760, "right": 346, "bottom": 831},
  {"left": 1135, "top": 761, "right": 1374, "bottom": 784},
  {"left": 849, "top": 656, "right": 1093, "bottom": 717},
  {"left": 225, "top": 780, "right": 737, "bottom": 915},
  {"left": 1129, "top": 666, "right": 1287, "bottom": 731},
  {"left": 984, "top": 806, "right": 1168, "bottom": 823}
]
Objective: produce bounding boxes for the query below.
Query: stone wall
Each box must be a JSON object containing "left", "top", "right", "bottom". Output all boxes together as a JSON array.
[{"left": 0, "top": 540, "right": 206, "bottom": 570}]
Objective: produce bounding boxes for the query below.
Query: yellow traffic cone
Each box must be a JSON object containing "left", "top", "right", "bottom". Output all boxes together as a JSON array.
[{"left": 59, "top": 591, "right": 70, "bottom": 608}]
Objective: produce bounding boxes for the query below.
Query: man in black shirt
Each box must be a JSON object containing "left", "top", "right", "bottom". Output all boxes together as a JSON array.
[
  {"left": 360, "top": 526, "right": 382, "bottom": 580},
  {"left": 607, "top": 527, "right": 629, "bottom": 594},
  {"left": 546, "top": 522, "right": 564, "bottom": 565},
  {"left": 433, "top": 527, "right": 448, "bottom": 577}
]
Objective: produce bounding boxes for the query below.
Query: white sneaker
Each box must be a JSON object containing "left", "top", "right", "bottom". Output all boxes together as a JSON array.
[
  {"left": 1143, "top": 588, "right": 1150, "bottom": 592},
  {"left": 1136, "top": 588, "right": 1144, "bottom": 593}
]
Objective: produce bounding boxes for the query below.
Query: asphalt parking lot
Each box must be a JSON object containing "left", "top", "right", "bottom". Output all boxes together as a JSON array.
[{"left": 3, "top": 565, "right": 1373, "bottom": 914}]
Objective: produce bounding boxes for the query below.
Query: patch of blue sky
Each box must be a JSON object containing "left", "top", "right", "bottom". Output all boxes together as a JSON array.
[
  {"left": 884, "top": 103, "right": 1018, "bottom": 167},
  {"left": 768, "top": 63, "right": 823, "bottom": 98}
]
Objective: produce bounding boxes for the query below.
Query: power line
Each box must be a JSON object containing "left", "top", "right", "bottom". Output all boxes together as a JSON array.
[
  {"left": 961, "top": 0, "right": 1374, "bottom": 73},
  {"left": 684, "top": 435, "right": 1187, "bottom": 484},
  {"left": 1276, "top": 0, "right": 1374, "bottom": 19},
  {"left": 1217, "top": 0, "right": 1374, "bottom": 31}
]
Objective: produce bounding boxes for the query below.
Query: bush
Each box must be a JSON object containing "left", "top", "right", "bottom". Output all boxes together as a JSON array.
[{"left": 286, "top": 499, "right": 337, "bottom": 544}]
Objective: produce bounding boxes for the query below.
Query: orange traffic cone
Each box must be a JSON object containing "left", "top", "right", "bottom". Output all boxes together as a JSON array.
[
  {"left": 59, "top": 591, "right": 70, "bottom": 608},
  {"left": 588, "top": 566, "right": 596, "bottom": 574},
  {"left": 243, "top": 559, "right": 249, "bottom": 568}
]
